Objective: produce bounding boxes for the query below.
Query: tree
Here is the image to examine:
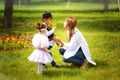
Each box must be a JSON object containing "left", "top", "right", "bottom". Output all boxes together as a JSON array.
[
  {"left": 103, "top": 0, "right": 110, "bottom": 11},
  {"left": 18, "top": 0, "right": 21, "bottom": 6},
  {"left": 118, "top": 0, "right": 120, "bottom": 12},
  {"left": 3, "top": 0, "right": 14, "bottom": 28},
  {"left": 67, "top": 0, "right": 70, "bottom": 8}
]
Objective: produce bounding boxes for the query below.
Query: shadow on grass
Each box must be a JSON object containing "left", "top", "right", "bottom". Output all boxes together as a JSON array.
[
  {"left": 42, "top": 60, "right": 109, "bottom": 77},
  {"left": 0, "top": 8, "right": 119, "bottom": 13},
  {"left": 86, "top": 60, "right": 109, "bottom": 69},
  {"left": 0, "top": 8, "right": 119, "bottom": 34},
  {"left": 43, "top": 67, "right": 79, "bottom": 77}
]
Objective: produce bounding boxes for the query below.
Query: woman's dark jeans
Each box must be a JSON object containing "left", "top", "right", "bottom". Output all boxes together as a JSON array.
[{"left": 59, "top": 48, "right": 86, "bottom": 65}]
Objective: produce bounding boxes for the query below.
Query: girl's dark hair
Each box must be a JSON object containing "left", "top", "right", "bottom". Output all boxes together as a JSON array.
[
  {"left": 66, "top": 17, "right": 77, "bottom": 41},
  {"left": 37, "top": 23, "right": 46, "bottom": 32}
]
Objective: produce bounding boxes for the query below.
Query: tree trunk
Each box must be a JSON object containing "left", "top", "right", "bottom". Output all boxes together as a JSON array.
[
  {"left": 3, "top": 0, "right": 14, "bottom": 28},
  {"left": 18, "top": 0, "right": 21, "bottom": 6},
  {"left": 103, "top": 0, "right": 109, "bottom": 11},
  {"left": 67, "top": 0, "right": 70, "bottom": 8},
  {"left": 118, "top": 0, "right": 120, "bottom": 12}
]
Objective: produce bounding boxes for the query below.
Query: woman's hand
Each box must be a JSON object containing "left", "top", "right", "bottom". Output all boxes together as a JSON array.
[
  {"left": 53, "top": 36, "right": 64, "bottom": 47},
  {"left": 56, "top": 41, "right": 64, "bottom": 47}
]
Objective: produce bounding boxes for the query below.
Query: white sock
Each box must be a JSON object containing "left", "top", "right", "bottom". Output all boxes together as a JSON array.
[{"left": 38, "top": 63, "right": 43, "bottom": 74}]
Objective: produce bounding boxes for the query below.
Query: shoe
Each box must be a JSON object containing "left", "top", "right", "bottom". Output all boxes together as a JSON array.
[
  {"left": 68, "top": 63, "right": 82, "bottom": 68},
  {"left": 82, "top": 59, "right": 87, "bottom": 66},
  {"left": 52, "top": 64, "right": 60, "bottom": 68},
  {"left": 42, "top": 64, "right": 47, "bottom": 68},
  {"left": 72, "top": 63, "right": 81, "bottom": 67}
]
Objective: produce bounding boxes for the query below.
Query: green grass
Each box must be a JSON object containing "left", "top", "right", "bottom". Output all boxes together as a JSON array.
[
  {"left": 0, "top": 1, "right": 120, "bottom": 80},
  {"left": 0, "top": 32, "right": 119, "bottom": 80},
  {"left": 0, "top": 1, "right": 118, "bottom": 11}
]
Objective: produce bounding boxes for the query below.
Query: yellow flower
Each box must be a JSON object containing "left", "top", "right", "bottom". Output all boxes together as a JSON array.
[
  {"left": 11, "top": 38, "right": 17, "bottom": 42},
  {"left": 6, "top": 38, "right": 10, "bottom": 41},
  {"left": 11, "top": 38, "right": 15, "bottom": 41},
  {"left": 17, "top": 41, "right": 21, "bottom": 44},
  {"left": 25, "top": 41, "right": 28, "bottom": 43},
  {"left": 52, "top": 23, "right": 56, "bottom": 27}
]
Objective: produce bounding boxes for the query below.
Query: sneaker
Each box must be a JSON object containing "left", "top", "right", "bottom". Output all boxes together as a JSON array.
[
  {"left": 52, "top": 64, "right": 60, "bottom": 68},
  {"left": 82, "top": 59, "right": 87, "bottom": 66},
  {"left": 43, "top": 64, "right": 47, "bottom": 68}
]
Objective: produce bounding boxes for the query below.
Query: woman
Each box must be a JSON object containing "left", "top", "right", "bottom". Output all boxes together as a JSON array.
[{"left": 59, "top": 17, "right": 96, "bottom": 66}]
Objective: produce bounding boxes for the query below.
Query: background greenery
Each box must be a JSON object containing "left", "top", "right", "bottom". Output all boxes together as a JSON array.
[{"left": 0, "top": 1, "right": 120, "bottom": 80}]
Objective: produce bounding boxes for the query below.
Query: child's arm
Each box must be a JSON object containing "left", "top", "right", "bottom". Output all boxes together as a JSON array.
[
  {"left": 53, "top": 36, "right": 64, "bottom": 47},
  {"left": 46, "top": 27, "right": 56, "bottom": 37},
  {"left": 43, "top": 47, "right": 51, "bottom": 53},
  {"left": 46, "top": 29, "right": 54, "bottom": 37}
]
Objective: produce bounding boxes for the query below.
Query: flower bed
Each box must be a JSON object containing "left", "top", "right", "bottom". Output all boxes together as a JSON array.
[{"left": 0, "top": 33, "right": 33, "bottom": 50}]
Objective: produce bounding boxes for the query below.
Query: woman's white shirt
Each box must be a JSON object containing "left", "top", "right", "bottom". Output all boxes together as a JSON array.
[{"left": 63, "top": 28, "right": 96, "bottom": 65}]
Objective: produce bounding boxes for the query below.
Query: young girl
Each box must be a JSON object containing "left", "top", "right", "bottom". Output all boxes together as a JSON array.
[
  {"left": 59, "top": 17, "right": 96, "bottom": 66},
  {"left": 28, "top": 23, "right": 53, "bottom": 74}
]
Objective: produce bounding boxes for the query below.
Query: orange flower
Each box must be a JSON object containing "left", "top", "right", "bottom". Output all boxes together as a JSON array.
[{"left": 5, "top": 40, "right": 8, "bottom": 43}]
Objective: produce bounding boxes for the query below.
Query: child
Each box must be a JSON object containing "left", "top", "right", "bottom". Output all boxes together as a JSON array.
[
  {"left": 42, "top": 12, "right": 63, "bottom": 68},
  {"left": 28, "top": 23, "right": 53, "bottom": 74}
]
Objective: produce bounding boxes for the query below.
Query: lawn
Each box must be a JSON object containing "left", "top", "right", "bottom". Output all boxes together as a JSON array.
[{"left": 0, "top": 1, "right": 120, "bottom": 80}]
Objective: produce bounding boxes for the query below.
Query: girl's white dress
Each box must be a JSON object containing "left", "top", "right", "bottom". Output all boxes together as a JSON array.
[{"left": 28, "top": 33, "right": 53, "bottom": 64}]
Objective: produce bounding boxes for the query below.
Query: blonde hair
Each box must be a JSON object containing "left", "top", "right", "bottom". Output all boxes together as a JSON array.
[{"left": 65, "top": 17, "right": 77, "bottom": 41}]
